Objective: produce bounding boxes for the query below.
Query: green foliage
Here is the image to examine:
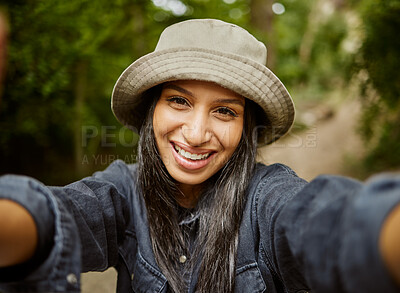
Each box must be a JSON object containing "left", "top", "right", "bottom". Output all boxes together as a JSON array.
[
  {"left": 359, "top": 0, "right": 400, "bottom": 107},
  {"left": 0, "top": 0, "right": 254, "bottom": 184},
  {"left": 352, "top": 0, "right": 400, "bottom": 173},
  {"left": 0, "top": 0, "right": 161, "bottom": 183},
  {"left": 158, "top": 0, "right": 250, "bottom": 24},
  {"left": 274, "top": 0, "right": 311, "bottom": 86},
  {"left": 309, "top": 13, "right": 348, "bottom": 89},
  {"left": 274, "top": 0, "right": 351, "bottom": 100},
  {"left": 363, "top": 118, "right": 400, "bottom": 172},
  {"left": 3, "top": 0, "right": 389, "bottom": 183}
]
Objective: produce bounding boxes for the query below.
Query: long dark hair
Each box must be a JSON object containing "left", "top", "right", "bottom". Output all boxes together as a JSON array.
[{"left": 137, "top": 85, "right": 259, "bottom": 292}]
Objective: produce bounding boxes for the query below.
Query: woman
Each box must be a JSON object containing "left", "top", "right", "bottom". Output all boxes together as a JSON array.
[{"left": 1, "top": 19, "right": 400, "bottom": 293}]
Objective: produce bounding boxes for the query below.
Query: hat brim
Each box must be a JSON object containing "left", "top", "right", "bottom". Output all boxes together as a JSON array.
[{"left": 111, "top": 47, "right": 294, "bottom": 146}]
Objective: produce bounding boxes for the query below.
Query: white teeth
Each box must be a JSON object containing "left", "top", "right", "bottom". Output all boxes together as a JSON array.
[{"left": 174, "top": 145, "right": 211, "bottom": 161}]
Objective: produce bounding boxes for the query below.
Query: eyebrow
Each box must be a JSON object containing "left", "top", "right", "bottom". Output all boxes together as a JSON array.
[
  {"left": 163, "top": 84, "right": 194, "bottom": 97},
  {"left": 213, "top": 98, "right": 245, "bottom": 107},
  {"left": 163, "top": 84, "right": 245, "bottom": 107}
]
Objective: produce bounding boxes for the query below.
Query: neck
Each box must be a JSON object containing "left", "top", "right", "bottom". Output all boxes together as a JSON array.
[{"left": 176, "top": 183, "right": 204, "bottom": 208}]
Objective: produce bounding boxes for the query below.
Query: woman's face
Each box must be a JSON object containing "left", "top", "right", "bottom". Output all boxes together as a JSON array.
[{"left": 153, "top": 80, "right": 245, "bottom": 191}]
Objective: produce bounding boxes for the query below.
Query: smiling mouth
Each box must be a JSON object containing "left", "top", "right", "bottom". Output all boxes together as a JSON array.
[{"left": 173, "top": 144, "right": 213, "bottom": 161}]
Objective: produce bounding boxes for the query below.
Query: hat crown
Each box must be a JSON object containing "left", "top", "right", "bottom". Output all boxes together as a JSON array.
[{"left": 155, "top": 19, "right": 267, "bottom": 65}]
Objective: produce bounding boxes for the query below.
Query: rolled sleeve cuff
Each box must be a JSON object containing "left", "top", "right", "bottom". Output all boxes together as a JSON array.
[{"left": 0, "top": 175, "right": 82, "bottom": 292}]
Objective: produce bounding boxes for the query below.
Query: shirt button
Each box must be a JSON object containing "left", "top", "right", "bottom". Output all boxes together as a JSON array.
[
  {"left": 179, "top": 255, "right": 187, "bottom": 263},
  {"left": 66, "top": 273, "right": 78, "bottom": 285}
]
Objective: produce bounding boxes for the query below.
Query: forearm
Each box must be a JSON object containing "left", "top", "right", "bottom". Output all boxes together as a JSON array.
[
  {"left": 0, "top": 199, "right": 38, "bottom": 267},
  {"left": 380, "top": 203, "right": 400, "bottom": 287},
  {"left": 274, "top": 174, "right": 400, "bottom": 292}
]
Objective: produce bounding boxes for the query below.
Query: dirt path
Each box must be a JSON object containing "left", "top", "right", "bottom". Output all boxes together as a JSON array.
[
  {"left": 81, "top": 100, "right": 364, "bottom": 292},
  {"left": 260, "top": 99, "right": 364, "bottom": 181}
]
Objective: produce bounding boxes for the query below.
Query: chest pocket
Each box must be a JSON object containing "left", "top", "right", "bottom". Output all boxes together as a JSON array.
[
  {"left": 235, "top": 263, "right": 267, "bottom": 293},
  {"left": 131, "top": 251, "right": 167, "bottom": 293}
]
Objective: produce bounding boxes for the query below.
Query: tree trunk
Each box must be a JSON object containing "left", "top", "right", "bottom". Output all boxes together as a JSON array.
[
  {"left": 299, "top": 0, "right": 320, "bottom": 65},
  {"left": 250, "top": 0, "right": 275, "bottom": 70},
  {"left": 299, "top": 0, "right": 345, "bottom": 65},
  {"left": 74, "top": 61, "right": 88, "bottom": 177}
]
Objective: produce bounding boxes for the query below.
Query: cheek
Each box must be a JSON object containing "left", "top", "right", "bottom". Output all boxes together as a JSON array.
[
  {"left": 152, "top": 107, "right": 163, "bottom": 137},
  {"left": 216, "top": 120, "right": 244, "bottom": 151},
  {"left": 153, "top": 104, "right": 183, "bottom": 140}
]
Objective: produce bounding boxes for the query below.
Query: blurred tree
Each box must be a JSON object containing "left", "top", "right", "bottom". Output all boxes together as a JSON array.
[
  {"left": 273, "top": 0, "right": 351, "bottom": 99},
  {"left": 0, "top": 0, "right": 254, "bottom": 184},
  {"left": 0, "top": 0, "right": 368, "bottom": 184},
  {"left": 351, "top": 0, "right": 400, "bottom": 174},
  {"left": 250, "top": 0, "right": 275, "bottom": 69},
  {"left": 0, "top": 0, "right": 163, "bottom": 183},
  {"left": 272, "top": 0, "right": 311, "bottom": 89},
  {"left": 0, "top": 8, "right": 7, "bottom": 96}
]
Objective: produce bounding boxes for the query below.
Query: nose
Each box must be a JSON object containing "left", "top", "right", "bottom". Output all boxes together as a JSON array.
[{"left": 181, "top": 110, "right": 212, "bottom": 146}]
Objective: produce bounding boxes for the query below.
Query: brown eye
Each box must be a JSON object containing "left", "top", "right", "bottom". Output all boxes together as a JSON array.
[
  {"left": 167, "top": 96, "right": 189, "bottom": 106},
  {"left": 216, "top": 107, "right": 238, "bottom": 117},
  {"left": 166, "top": 96, "right": 190, "bottom": 110}
]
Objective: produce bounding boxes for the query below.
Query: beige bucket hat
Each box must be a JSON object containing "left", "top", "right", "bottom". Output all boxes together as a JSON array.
[{"left": 112, "top": 18, "right": 294, "bottom": 145}]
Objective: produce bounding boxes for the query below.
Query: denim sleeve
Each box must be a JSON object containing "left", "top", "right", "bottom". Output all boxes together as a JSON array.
[
  {"left": 255, "top": 164, "right": 309, "bottom": 291},
  {"left": 0, "top": 160, "right": 132, "bottom": 292},
  {"left": 259, "top": 170, "right": 400, "bottom": 292}
]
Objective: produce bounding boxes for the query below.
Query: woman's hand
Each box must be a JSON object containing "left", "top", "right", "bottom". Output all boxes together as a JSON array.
[
  {"left": 380, "top": 203, "right": 400, "bottom": 287},
  {"left": 0, "top": 199, "right": 38, "bottom": 267}
]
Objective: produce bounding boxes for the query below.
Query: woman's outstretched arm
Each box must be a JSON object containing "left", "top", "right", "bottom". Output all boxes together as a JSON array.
[
  {"left": 0, "top": 160, "right": 132, "bottom": 292},
  {"left": 0, "top": 199, "right": 38, "bottom": 267},
  {"left": 380, "top": 203, "right": 400, "bottom": 287},
  {"left": 257, "top": 169, "right": 400, "bottom": 293}
]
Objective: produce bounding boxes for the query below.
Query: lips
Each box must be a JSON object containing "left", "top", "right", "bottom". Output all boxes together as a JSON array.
[
  {"left": 170, "top": 142, "right": 216, "bottom": 170},
  {"left": 173, "top": 144, "right": 212, "bottom": 161}
]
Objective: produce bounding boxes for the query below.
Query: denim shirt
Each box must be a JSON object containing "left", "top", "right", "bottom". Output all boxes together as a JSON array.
[{"left": 0, "top": 160, "right": 400, "bottom": 293}]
